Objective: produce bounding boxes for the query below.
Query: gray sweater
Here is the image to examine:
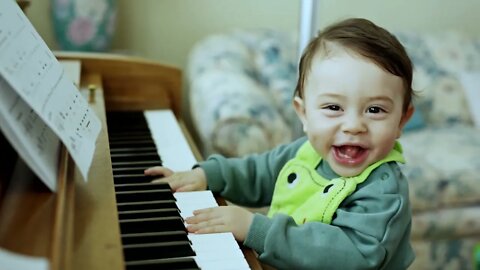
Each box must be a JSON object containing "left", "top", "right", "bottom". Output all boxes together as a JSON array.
[{"left": 199, "top": 137, "right": 415, "bottom": 269}]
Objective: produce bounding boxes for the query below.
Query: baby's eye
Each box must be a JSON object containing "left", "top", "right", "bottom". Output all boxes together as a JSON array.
[
  {"left": 323, "top": 104, "right": 341, "bottom": 111},
  {"left": 367, "top": 106, "right": 385, "bottom": 114}
]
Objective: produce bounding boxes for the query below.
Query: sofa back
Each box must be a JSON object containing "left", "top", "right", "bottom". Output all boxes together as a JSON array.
[{"left": 188, "top": 29, "right": 480, "bottom": 156}]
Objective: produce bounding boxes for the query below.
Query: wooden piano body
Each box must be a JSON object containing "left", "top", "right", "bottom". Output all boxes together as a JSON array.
[{"left": 0, "top": 52, "right": 261, "bottom": 270}]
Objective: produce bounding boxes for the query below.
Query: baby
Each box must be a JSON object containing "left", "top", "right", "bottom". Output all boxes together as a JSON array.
[{"left": 146, "top": 18, "right": 416, "bottom": 269}]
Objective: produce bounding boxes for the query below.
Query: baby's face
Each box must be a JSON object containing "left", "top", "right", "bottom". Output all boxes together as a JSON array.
[{"left": 294, "top": 48, "right": 412, "bottom": 177}]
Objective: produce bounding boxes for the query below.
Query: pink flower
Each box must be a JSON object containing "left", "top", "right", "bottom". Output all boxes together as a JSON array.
[{"left": 67, "top": 17, "right": 96, "bottom": 46}]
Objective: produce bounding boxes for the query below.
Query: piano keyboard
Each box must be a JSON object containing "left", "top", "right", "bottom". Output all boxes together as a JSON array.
[{"left": 106, "top": 110, "right": 251, "bottom": 270}]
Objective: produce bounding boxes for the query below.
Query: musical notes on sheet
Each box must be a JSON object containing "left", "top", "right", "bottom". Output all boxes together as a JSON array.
[
  {"left": 0, "top": 76, "right": 60, "bottom": 190},
  {"left": 0, "top": 0, "right": 101, "bottom": 189}
]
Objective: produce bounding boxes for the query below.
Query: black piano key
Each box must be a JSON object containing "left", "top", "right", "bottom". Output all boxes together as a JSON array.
[
  {"left": 123, "top": 241, "right": 195, "bottom": 262},
  {"left": 114, "top": 182, "right": 171, "bottom": 192},
  {"left": 107, "top": 111, "right": 147, "bottom": 123},
  {"left": 109, "top": 140, "right": 157, "bottom": 149},
  {"left": 125, "top": 256, "right": 200, "bottom": 270},
  {"left": 113, "top": 127, "right": 149, "bottom": 133},
  {"left": 109, "top": 130, "right": 152, "bottom": 137},
  {"left": 110, "top": 147, "right": 158, "bottom": 155},
  {"left": 107, "top": 114, "right": 150, "bottom": 129},
  {"left": 118, "top": 208, "right": 180, "bottom": 220},
  {"left": 110, "top": 152, "right": 160, "bottom": 163},
  {"left": 113, "top": 167, "right": 153, "bottom": 175},
  {"left": 117, "top": 200, "right": 178, "bottom": 212},
  {"left": 116, "top": 189, "right": 175, "bottom": 203},
  {"left": 114, "top": 174, "right": 159, "bottom": 179},
  {"left": 114, "top": 174, "right": 159, "bottom": 184},
  {"left": 107, "top": 111, "right": 199, "bottom": 268},
  {"left": 110, "top": 139, "right": 156, "bottom": 147},
  {"left": 109, "top": 133, "right": 153, "bottom": 139},
  {"left": 120, "top": 217, "right": 186, "bottom": 234},
  {"left": 121, "top": 231, "right": 189, "bottom": 245},
  {"left": 107, "top": 122, "right": 149, "bottom": 133},
  {"left": 109, "top": 134, "right": 154, "bottom": 142},
  {"left": 111, "top": 160, "right": 162, "bottom": 169}
]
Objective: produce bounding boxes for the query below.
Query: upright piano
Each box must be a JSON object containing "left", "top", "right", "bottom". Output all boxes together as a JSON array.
[{"left": 0, "top": 52, "right": 263, "bottom": 270}]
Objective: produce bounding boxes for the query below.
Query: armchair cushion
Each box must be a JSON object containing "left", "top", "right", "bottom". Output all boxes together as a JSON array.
[{"left": 189, "top": 69, "right": 292, "bottom": 156}]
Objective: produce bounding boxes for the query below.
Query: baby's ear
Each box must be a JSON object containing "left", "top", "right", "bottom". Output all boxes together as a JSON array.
[
  {"left": 293, "top": 96, "right": 308, "bottom": 132},
  {"left": 397, "top": 104, "right": 415, "bottom": 137}
]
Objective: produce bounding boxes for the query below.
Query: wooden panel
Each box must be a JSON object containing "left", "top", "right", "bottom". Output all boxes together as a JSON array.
[
  {"left": 70, "top": 73, "right": 124, "bottom": 270},
  {"left": 16, "top": 0, "right": 30, "bottom": 11},
  {"left": 0, "top": 144, "right": 73, "bottom": 270}
]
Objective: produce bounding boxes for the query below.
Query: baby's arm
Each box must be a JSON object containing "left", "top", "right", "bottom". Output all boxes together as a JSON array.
[{"left": 144, "top": 166, "right": 207, "bottom": 192}]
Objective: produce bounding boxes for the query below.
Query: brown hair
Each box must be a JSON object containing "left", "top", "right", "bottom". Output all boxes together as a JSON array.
[{"left": 295, "top": 18, "right": 414, "bottom": 113}]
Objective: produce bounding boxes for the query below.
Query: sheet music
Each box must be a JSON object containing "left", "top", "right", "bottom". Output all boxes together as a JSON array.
[
  {"left": 0, "top": 0, "right": 101, "bottom": 186},
  {"left": 59, "top": 60, "right": 81, "bottom": 87},
  {"left": 0, "top": 76, "right": 60, "bottom": 191},
  {"left": 0, "top": 248, "right": 49, "bottom": 270}
]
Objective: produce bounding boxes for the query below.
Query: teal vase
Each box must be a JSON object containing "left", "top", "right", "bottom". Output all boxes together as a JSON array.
[{"left": 51, "top": 0, "right": 117, "bottom": 52}]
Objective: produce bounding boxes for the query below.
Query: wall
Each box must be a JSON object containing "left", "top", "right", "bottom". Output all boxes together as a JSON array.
[
  {"left": 113, "top": 0, "right": 299, "bottom": 68},
  {"left": 25, "top": 0, "right": 300, "bottom": 125},
  {"left": 26, "top": 0, "right": 480, "bottom": 69},
  {"left": 317, "top": 0, "right": 479, "bottom": 34},
  {"left": 25, "top": 0, "right": 479, "bottom": 128},
  {"left": 25, "top": 0, "right": 55, "bottom": 48}
]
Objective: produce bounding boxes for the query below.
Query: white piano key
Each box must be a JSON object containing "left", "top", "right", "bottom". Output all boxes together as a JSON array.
[
  {"left": 144, "top": 112, "right": 251, "bottom": 269},
  {"left": 193, "top": 248, "right": 244, "bottom": 261},
  {"left": 188, "top": 232, "right": 238, "bottom": 250},
  {"left": 195, "top": 257, "right": 251, "bottom": 270},
  {"left": 174, "top": 190, "right": 218, "bottom": 206},
  {"left": 189, "top": 234, "right": 243, "bottom": 255},
  {"left": 175, "top": 192, "right": 219, "bottom": 219},
  {"left": 144, "top": 110, "right": 197, "bottom": 171},
  {"left": 191, "top": 236, "right": 248, "bottom": 269},
  {"left": 174, "top": 192, "right": 250, "bottom": 269}
]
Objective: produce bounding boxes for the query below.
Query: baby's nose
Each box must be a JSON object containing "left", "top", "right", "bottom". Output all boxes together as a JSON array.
[{"left": 341, "top": 115, "right": 367, "bottom": 134}]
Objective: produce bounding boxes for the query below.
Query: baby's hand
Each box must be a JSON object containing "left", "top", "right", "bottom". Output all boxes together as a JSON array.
[
  {"left": 185, "top": 206, "right": 254, "bottom": 242},
  {"left": 144, "top": 166, "right": 207, "bottom": 192}
]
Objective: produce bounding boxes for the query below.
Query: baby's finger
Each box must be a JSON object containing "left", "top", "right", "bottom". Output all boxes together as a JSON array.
[
  {"left": 195, "top": 224, "right": 226, "bottom": 234},
  {"left": 144, "top": 166, "right": 173, "bottom": 177},
  {"left": 176, "top": 183, "right": 200, "bottom": 192},
  {"left": 185, "top": 208, "right": 215, "bottom": 224},
  {"left": 191, "top": 207, "right": 217, "bottom": 217},
  {"left": 150, "top": 177, "right": 168, "bottom": 184},
  {"left": 168, "top": 178, "right": 188, "bottom": 192},
  {"left": 184, "top": 213, "right": 206, "bottom": 224},
  {"left": 187, "top": 223, "right": 225, "bottom": 234}
]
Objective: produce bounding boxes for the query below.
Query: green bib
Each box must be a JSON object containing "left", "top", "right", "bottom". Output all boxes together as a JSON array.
[{"left": 267, "top": 141, "right": 405, "bottom": 225}]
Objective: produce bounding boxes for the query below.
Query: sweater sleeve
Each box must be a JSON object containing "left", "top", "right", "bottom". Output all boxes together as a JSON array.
[
  {"left": 244, "top": 162, "right": 414, "bottom": 270},
  {"left": 199, "top": 137, "right": 307, "bottom": 207}
]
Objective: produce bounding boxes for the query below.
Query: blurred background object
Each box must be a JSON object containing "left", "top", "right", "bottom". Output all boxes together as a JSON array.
[{"left": 51, "top": 0, "right": 117, "bottom": 52}]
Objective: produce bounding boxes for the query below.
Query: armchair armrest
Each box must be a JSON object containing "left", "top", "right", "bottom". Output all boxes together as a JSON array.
[{"left": 190, "top": 70, "right": 291, "bottom": 157}]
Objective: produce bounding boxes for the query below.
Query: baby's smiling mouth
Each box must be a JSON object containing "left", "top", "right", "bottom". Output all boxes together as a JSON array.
[{"left": 333, "top": 145, "right": 368, "bottom": 165}]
